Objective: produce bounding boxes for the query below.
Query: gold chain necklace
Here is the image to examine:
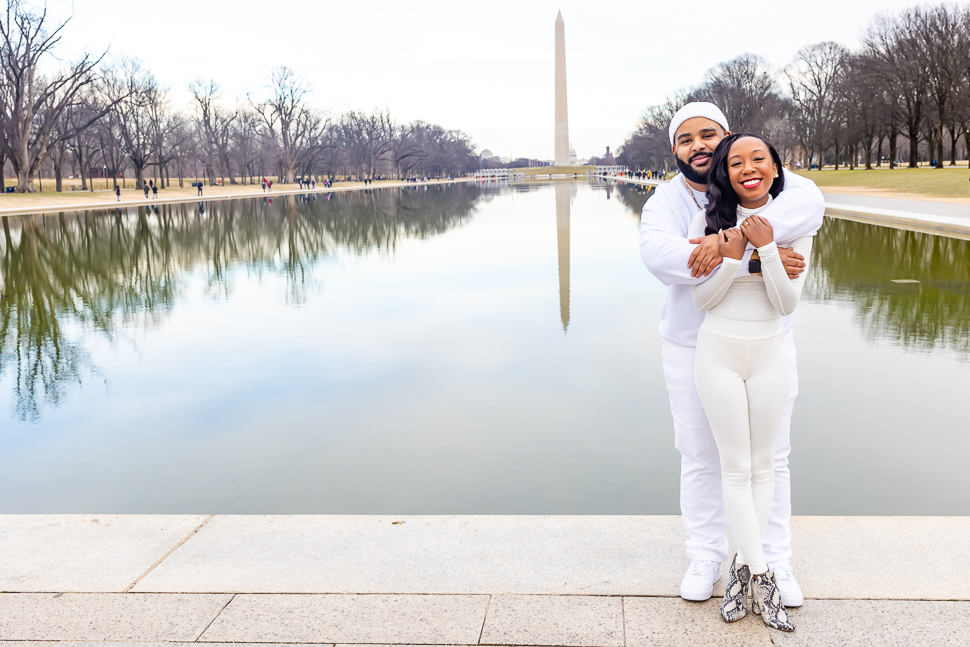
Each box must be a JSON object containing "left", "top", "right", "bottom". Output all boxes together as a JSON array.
[{"left": 683, "top": 176, "right": 704, "bottom": 210}]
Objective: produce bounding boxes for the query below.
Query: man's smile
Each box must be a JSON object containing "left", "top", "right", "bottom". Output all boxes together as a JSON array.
[{"left": 690, "top": 152, "right": 712, "bottom": 166}]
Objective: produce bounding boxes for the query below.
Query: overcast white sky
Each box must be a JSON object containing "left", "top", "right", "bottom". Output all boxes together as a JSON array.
[{"left": 45, "top": 0, "right": 963, "bottom": 161}]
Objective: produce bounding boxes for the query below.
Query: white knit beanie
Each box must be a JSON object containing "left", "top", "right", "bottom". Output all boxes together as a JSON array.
[{"left": 668, "top": 102, "right": 730, "bottom": 146}]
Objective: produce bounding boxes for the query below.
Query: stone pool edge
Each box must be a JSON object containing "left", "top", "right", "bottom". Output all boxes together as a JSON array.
[{"left": 3, "top": 515, "right": 968, "bottom": 646}]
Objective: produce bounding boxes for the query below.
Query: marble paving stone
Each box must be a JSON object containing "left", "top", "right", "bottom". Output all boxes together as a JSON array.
[
  {"left": 479, "top": 595, "right": 623, "bottom": 646},
  {"left": 0, "top": 593, "right": 232, "bottom": 641},
  {"left": 0, "top": 644, "right": 333, "bottom": 647},
  {"left": 134, "top": 515, "right": 691, "bottom": 595},
  {"left": 789, "top": 517, "right": 970, "bottom": 600},
  {"left": 623, "top": 597, "right": 772, "bottom": 647},
  {"left": 770, "top": 599, "right": 970, "bottom": 646},
  {"left": 6, "top": 515, "right": 969, "bottom": 601},
  {"left": 199, "top": 594, "right": 489, "bottom": 644},
  {"left": 0, "top": 515, "right": 209, "bottom": 592}
]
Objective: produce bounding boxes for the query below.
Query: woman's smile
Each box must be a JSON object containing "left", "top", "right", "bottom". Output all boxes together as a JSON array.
[{"left": 741, "top": 177, "right": 763, "bottom": 189}]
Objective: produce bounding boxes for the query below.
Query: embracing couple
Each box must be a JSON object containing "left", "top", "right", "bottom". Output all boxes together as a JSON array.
[{"left": 640, "top": 102, "right": 825, "bottom": 631}]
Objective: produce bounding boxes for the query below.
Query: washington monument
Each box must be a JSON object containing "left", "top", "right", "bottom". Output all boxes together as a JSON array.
[{"left": 554, "top": 11, "right": 569, "bottom": 166}]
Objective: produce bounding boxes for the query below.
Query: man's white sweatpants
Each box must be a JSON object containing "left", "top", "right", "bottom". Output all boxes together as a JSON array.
[{"left": 661, "top": 329, "right": 797, "bottom": 567}]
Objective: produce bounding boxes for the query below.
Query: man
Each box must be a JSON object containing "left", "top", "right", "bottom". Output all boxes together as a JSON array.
[{"left": 640, "top": 102, "right": 824, "bottom": 607}]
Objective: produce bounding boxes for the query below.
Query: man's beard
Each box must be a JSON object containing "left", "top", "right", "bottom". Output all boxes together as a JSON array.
[{"left": 675, "top": 154, "right": 710, "bottom": 185}]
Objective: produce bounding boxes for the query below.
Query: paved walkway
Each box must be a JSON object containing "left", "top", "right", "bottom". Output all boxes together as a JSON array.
[
  {"left": 2, "top": 515, "right": 968, "bottom": 645},
  {"left": 822, "top": 193, "right": 970, "bottom": 238},
  {"left": 0, "top": 178, "right": 475, "bottom": 218}
]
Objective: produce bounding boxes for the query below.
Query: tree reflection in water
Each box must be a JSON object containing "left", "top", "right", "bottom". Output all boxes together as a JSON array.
[
  {"left": 0, "top": 184, "right": 485, "bottom": 419},
  {"left": 807, "top": 217, "right": 970, "bottom": 356}
]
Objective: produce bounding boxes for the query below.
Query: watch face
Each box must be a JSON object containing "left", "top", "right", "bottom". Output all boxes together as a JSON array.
[{"left": 748, "top": 250, "right": 763, "bottom": 276}]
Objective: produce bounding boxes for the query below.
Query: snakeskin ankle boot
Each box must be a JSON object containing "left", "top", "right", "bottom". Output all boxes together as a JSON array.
[
  {"left": 752, "top": 571, "right": 795, "bottom": 631},
  {"left": 719, "top": 554, "right": 750, "bottom": 622}
]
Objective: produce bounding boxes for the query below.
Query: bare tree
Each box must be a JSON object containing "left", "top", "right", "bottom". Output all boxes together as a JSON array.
[
  {"left": 251, "top": 67, "right": 327, "bottom": 183},
  {"left": 785, "top": 42, "right": 848, "bottom": 169},
  {"left": 846, "top": 55, "right": 884, "bottom": 169},
  {"left": 693, "top": 54, "right": 781, "bottom": 134},
  {"left": 334, "top": 108, "right": 396, "bottom": 179},
  {"left": 960, "top": 8, "right": 970, "bottom": 179},
  {"left": 390, "top": 122, "right": 423, "bottom": 178},
  {"left": 106, "top": 60, "right": 157, "bottom": 189},
  {"left": 231, "top": 106, "right": 262, "bottom": 184},
  {"left": 918, "top": 5, "right": 961, "bottom": 168},
  {"left": 64, "top": 87, "right": 104, "bottom": 190},
  {"left": 189, "top": 79, "right": 237, "bottom": 184},
  {"left": 864, "top": 9, "right": 932, "bottom": 168},
  {"left": 617, "top": 98, "right": 682, "bottom": 171},
  {"left": 0, "top": 2, "right": 110, "bottom": 192}
]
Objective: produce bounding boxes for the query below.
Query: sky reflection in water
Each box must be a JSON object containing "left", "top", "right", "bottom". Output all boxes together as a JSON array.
[{"left": 1, "top": 182, "right": 968, "bottom": 514}]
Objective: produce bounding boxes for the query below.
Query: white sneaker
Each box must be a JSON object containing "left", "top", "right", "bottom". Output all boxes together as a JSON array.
[
  {"left": 772, "top": 564, "right": 804, "bottom": 607},
  {"left": 680, "top": 559, "right": 722, "bottom": 601}
]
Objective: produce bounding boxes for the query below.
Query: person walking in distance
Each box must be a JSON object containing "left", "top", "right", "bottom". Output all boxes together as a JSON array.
[
  {"left": 151, "top": 180, "right": 158, "bottom": 200},
  {"left": 197, "top": 180, "right": 203, "bottom": 197},
  {"left": 143, "top": 182, "right": 150, "bottom": 199},
  {"left": 115, "top": 184, "right": 121, "bottom": 201},
  {"left": 639, "top": 102, "right": 823, "bottom": 608}
]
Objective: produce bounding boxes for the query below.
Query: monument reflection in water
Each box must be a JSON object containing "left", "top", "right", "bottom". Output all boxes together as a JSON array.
[
  {"left": 555, "top": 182, "right": 572, "bottom": 330},
  {"left": 0, "top": 181, "right": 968, "bottom": 515}
]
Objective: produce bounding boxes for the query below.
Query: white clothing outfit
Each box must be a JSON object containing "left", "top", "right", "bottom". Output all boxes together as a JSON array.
[
  {"left": 639, "top": 170, "right": 824, "bottom": 565},
  {"left": 689, "top": 199, "right": 813, "bottom": 575}
]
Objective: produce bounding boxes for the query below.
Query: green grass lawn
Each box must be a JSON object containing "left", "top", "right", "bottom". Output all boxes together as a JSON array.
[{"left": 795, "top": 167, "right": 970, "bottom": 199}]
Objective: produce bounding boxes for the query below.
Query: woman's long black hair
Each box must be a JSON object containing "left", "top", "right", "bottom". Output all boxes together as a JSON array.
[{"left": 704, "top": 133, "right": 785, "bottom": 235}]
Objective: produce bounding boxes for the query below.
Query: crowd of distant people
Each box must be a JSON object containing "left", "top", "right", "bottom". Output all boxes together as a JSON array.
[
  {"left": 630, "top": 169, "right": 668, "bottom": 181},
  {"left": 109, "top": 172, "right": 452, "bottom": 204}
]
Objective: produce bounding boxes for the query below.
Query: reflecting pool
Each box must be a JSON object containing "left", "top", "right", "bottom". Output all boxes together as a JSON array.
[{"left": 1, "top": 182, "right": 968, "bottom": 514}]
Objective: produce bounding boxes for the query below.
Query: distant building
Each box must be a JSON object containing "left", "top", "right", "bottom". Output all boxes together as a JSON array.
[
  {"left": 595, "top": 165, "right": 629, "bottom": 175},
  {"left": 471, "top": 168, "right": 525, "bottom": 180},
  {"left": 587, "top": 146, "right": 617, "bottom": 167},
  {"left": 569, "top": 143, "right": 577, "bottom": 165}
]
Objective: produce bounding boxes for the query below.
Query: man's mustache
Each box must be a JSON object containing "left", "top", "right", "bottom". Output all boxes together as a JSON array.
[{"left": 689, "top": 151, "right": 712, "bottom": 164}]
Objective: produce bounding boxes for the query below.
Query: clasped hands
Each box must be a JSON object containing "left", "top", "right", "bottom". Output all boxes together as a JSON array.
[{"left": 688, "top": 215, "right": 805, "bottom": 279}]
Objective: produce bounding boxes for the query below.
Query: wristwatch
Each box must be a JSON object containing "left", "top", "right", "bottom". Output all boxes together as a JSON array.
[{"left": 748, "top": 250, "right": 762, "bottom": 276}]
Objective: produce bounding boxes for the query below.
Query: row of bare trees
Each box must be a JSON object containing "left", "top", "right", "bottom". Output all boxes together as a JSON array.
[
  {"left": 0, "top": 1, "right": 479, "bottom": 193},
  {"left": 619, "top": 3, "right": 970, "bottom": 177}
]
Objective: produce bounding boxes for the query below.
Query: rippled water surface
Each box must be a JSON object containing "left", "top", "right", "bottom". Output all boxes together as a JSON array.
[{"left": 1, "top": 181, "right": 968, "bottom": 514}]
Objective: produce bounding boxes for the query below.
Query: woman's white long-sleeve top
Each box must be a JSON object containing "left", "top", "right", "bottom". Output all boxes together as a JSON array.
[{"left": 689, "top": 197, "right": 813, "bottom": 319}]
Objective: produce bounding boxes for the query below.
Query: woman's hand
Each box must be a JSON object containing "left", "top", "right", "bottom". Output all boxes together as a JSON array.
[
  {"left": 718, "top": 228, "right": 746, "bottom": 261},
  {"left": 741, "top": 215, "right": 774, "bottom": 247}
]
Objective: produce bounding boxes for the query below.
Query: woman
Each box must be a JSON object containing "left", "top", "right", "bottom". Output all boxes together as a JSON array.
[{"left": 688, "top": 133, "right": 814, "bottom": 632}]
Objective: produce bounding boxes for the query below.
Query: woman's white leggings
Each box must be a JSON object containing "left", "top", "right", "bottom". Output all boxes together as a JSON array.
[{"left": 694, "top": 325, "right": 790, "bottom": 575}]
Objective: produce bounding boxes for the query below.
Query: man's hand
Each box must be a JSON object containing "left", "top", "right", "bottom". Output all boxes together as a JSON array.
[
  {"left": 688, "top": 233, "right": 723, "bottom": 277},
  {"left": 779, "top": 247, "right": 806, "bottom": 279}
]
